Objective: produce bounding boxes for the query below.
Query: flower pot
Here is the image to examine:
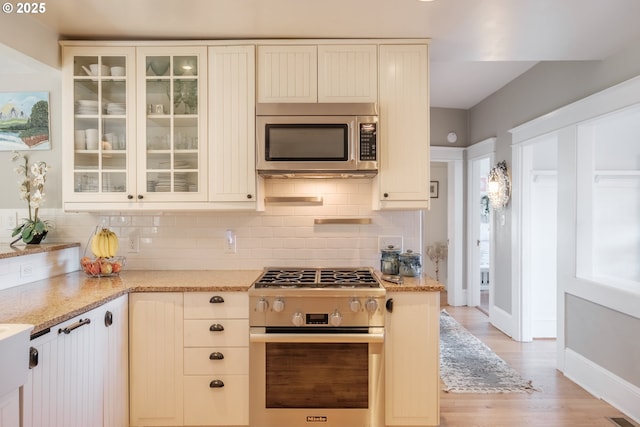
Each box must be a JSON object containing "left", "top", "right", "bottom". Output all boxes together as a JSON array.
[{"left": 27, "top": 231, "right": 48, "bottom": 244}]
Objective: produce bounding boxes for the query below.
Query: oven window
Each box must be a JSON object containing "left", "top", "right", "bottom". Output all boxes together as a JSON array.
[
  {"left": 265, "top": 343, "right": 368, "bottom": 408},
  {"left": 265, "top": 124, "right": 348, "bottom": 161}
]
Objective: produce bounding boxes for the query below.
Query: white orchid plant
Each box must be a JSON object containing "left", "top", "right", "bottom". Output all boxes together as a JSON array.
[{"left": 11, "top": 151, "right": 53, "bottom": 244}]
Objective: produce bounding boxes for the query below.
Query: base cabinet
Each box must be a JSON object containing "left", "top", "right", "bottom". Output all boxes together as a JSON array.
[
  {"left": 22, "top": 295, "right": 128, "bottom": 427},
  {"left": 129, "top": 292, "right": 249, "bottom": 427},
  {"left": 0, "top": 390, "right": 19, "bottom": 427},
  {"left": 385, "top": 291, "right": 440, "bottom": 426}
]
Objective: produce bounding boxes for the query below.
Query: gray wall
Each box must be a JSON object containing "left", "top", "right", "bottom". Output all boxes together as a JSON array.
[
  {"left": 468, "top": 39, "right": 640, "bottom": 388},
  {"left": 430, "top": 107, "right": 468, "bottom": 147}
]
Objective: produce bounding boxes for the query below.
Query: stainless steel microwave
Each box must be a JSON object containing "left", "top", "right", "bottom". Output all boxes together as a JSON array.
[{"left": 256, "top": 103, "right": 378, "bottom": 178}]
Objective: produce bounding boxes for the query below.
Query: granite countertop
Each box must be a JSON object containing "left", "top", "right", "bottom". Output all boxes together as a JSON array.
[
  {"left": 0, "top": 270, "right": 262, "bottom": 334},
  {"left": 0, "top": 242, "right": 81, "bottom": 260},
  {"left": 0, "top": 267, "right": 443, "bottom": 335}
]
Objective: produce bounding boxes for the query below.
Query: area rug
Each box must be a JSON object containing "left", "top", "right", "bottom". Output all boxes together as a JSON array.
[{"left": 439, "top": 310, "right": 537, "bottom": 393}]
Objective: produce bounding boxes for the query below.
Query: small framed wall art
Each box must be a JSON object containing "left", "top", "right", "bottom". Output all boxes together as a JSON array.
[
  {"left": 0, "top": 91, "right": 51, "bottom": 151},
  {"left": 430, "top": 181, "right": 439, "bottom": 198}
]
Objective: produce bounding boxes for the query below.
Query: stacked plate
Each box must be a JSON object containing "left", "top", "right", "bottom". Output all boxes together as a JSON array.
[
  {"left": 76, "top": 99, "right": 99, "bottom": 115},
  {"left": 106, "top": 103, "right": 125, "bottom": 115},
  {"left": 154, "top": 177, "right": 189, "bottom": 192}
]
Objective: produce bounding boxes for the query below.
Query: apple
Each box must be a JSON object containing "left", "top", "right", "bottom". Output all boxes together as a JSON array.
[
  {"left": 89, "top": 261, "right": 101, "bottom": 276},
  {"left": 80, "top": 256, "right": 91, "bottom": 267},
  {"left": 100, "top": 261, "right": 113, "bottom": 275},
  {"left": 111, "top": 261, "right": 122, "bottom": 273}
]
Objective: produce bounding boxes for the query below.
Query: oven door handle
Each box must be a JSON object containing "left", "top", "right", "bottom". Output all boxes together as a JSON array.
[{"left": 249, "top": 331, "right": 384, "bottom": 344}]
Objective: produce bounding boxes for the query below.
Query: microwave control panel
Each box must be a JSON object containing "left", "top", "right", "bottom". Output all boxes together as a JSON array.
[{"left": 359, "top": 123, "right": 377, "bottom": 161}]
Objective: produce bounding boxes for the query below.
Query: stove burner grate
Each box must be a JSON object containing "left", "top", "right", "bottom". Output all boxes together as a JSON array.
[{"left": 253, "top": 268, "right": 381, "bottom": 289}]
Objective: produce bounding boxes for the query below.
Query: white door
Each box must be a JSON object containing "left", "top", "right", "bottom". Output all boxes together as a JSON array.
[{"left": 467, "top": 155, "right": 492, "bottom": 309}]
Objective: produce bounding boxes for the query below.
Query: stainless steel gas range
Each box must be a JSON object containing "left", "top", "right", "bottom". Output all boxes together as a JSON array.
[{"left": 249, "top": 267, "right": 386, "bottom": 427}]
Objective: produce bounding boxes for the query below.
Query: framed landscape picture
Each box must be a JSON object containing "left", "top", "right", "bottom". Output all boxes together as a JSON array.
[{"left": 0, "top": 91, "right": 51, "bottom": 151}]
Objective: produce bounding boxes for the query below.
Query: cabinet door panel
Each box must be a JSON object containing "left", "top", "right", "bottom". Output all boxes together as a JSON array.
[
  {"left": 318, "top": 45, "right": 378, "bottom": 103},
  {"left": 257, "top": 45, "right": 317, "bottom": 103},
  {"left": 184, "top": 347, "right": 249, "bottom": 375},
  {"left": 378, "top": 44, "right": 430, "bottom": 208},
  {"left": 183, "top": 375, "right": 249, "bottom": 426},
  {"left": 184, "top": 292, "right": 248, "bottom": 319},
  {"left": 208, "top": 46, "right": 257, "bottom": 203},
  {"left": 184, "top": 319, "right": 248, "bottom": 347},
  {"left": 129, "top": 293, "right": 184, "bottom": 426}
]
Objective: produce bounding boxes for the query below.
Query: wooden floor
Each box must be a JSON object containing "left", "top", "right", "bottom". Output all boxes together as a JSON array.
[{"left": 439, "top": 306, "right": 632, "bottom": 427}]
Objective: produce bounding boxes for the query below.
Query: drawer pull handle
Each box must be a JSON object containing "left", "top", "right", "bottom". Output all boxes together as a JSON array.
[
  {"left": 209, "top": 352, "right": 225, "bottom": 360},
  {"left": 209, "top": 296, "right": 225, "bottom": 304},
  {"left": 29, "top": 347, "right": 39, "bottom": 369},
  {"left": 209, "top": 323, "right": 225, "bottom": 332},
  {"left": 59, "top": 318, "right": 91, "bottom": 335},
  {"left": 104, "top": 310, "right": 113, "bottom": 327},
  {"left": 209, "top": 379, "right": 225, "bottom": 388}
]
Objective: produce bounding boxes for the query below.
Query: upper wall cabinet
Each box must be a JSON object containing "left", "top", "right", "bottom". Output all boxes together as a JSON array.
[
  {"left": 208, "top": 45, "right": 257, "bottom": 205},
  {"left": 136, "top": 47, "right": 208, "bottom": 203},
  {"left": 62, "top": 47, "right": 137, "bottom": 204},
  {"left": 375, "top": 44, "right": 430, "bottom": 210},
  {"left": 257, "top": 44, "right": 377, "bottom": 103}
]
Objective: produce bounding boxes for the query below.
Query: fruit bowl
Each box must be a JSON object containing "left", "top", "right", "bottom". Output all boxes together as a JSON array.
[{"left": 80, "top": 256, "right": 126, "bottom": 277}]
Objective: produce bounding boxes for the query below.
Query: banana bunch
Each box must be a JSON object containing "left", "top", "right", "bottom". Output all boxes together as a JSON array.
[{"left": 91, "top": 227, "right": 119, "bottom": 258}]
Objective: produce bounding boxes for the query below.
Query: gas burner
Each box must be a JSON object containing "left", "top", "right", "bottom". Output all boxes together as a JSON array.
[{"left": 252, "top": 267, "right": 381, "bottom": 289}]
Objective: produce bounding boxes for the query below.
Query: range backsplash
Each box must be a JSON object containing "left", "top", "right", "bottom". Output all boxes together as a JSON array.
[{"left": 1, "top": 180, "right": 422, "bottom": 270}]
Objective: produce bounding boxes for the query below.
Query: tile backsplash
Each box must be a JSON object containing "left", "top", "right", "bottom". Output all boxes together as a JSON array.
[{"left": 1, "top": 180, "right": 422, "bottom": 270}]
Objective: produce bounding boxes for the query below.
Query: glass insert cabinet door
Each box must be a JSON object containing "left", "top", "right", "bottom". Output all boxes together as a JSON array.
[
  {"left": 68, "top": 49, "right": 135, "bottom": 201},
  {"left": 137, "top": 48, "right": 208, "bottom": 202}
]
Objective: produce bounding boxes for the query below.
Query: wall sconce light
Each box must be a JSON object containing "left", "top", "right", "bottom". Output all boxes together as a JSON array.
[{"left": 487, "top": 160, "right": 511, "bottom": 210}]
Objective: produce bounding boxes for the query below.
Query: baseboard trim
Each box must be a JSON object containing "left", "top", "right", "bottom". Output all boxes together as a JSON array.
[{"left": 564, "top": 348, "right": 640, "bottom": 424}]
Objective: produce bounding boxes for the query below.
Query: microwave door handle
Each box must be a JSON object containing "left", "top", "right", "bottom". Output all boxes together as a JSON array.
[{"left": 351, "top": 122, "right": 356, "bottom": 163}]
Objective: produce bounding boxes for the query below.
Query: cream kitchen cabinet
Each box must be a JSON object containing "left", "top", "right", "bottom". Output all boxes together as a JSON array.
[
  {"left": 62, "top": 45, "right": 210, "bottom": 211},
  {"left": 129, "top": 293, "right": 184, "bottom": 427},
  {"left": 208, "top": 46, "right": 257, "bottom": 206},
  {"left": 183, "top": 292, "right": 249, "bottom": 426},
  {"left": 22, "top": 296, "right": 128, "bottom": 427},
  {"left": 375, "top": 44, "right": 430, "bottom": 210},
  {"left": 257, "top": 44, "right": 377, "bottom": 103},
  {"left": 62, "top": 46, "right": 137, "bottom": 205},
  {"left": 384, "top": 291, "right": 440, "bottom": 426}
]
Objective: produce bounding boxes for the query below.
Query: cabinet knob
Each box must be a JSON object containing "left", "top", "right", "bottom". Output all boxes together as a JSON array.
[
  {"left": 209, "top": 323, "right": 225, "bottom": 332},
  {"left": 209, "top": 352, "right": 225, "bottom": 360},
  {"left": 137, "top": 194, "right": 144, "bottom": 200},
  {"left": 127, "top": 194, "right": 134, "bottom": 200},
  {"left": 385, "top": 298, "right": 394, "bottom": 313},
  {"left": 209, "top": 379, "right": 225, "bottom": 388},
  {"left": 383, "top": 193, "right": 389, "bottom": 198},
  {"left": 246, "top": 194, "right": 253, "bottom": 199}
]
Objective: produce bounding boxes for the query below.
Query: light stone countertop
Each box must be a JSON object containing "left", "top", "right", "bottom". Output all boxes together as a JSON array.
[
  {"left": 0, "top": 242, "right": 81, "bottom": 260},
  {"left": 0, "top": 269, "right": 262, "bottom": 335},
  {"left": 0, "top": 268, "right": 443, "bottom": 336}
]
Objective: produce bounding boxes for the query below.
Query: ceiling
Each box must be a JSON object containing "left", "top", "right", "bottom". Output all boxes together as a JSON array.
[{"left": 15, "top": 0, "right": 640, "bottom": 109}]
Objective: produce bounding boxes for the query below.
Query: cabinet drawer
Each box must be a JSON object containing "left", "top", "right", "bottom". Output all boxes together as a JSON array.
[
  {"left": 184, "top": 319, "right": 249, "bottom": 347},
  {"left": 183, "top": 375, "right": 249, "bottom": 426},
  {"left": 184, "top": 292, "right": 248, "bottom": 319},
  {"left": 184, "top": 347, "right": 248, "bottom": 375}
]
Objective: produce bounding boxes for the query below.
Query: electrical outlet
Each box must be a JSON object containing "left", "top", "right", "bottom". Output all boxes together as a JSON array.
[
  {"left": 224, "top": 229, "right": 236, "bottom": 254},
  {"left": 378, "top": 235, "right": 403, "bottom": 252},
  {"left": 127, "top": 235, "right": 139, "bottom": 253},
  {"left": 20, "top": 263, "right": 34, "bottom": 278}
]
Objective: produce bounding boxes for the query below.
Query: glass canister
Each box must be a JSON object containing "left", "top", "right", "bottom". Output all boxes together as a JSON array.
[
  {"left": 399, "top": 249, "right": 422, "bottom": 277},
  {"left": 380, "top": 245, "right": 401, "bottom": 275}
]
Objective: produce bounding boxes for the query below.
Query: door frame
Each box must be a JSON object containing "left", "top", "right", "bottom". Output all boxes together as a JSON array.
[
  {"left": 465, "top": 138, "right": 495, "bottom": 309},
  {"left": 430, "top": 147, "right": 464, "bottom": 306}
]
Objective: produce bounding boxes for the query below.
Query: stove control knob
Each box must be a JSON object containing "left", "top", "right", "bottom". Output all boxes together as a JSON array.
[
  {"left": 365, "top": 298, "right": 379, "bottom": 313},
  {"left": 291, "top": 312, "right": 304, "bottom": 327},
  {"left": 330, "top": 311, "right": 343, "bottom": 326},
  {"left": 255, "top": 298, "right": 269, "bottom": 313},
  {"left": 272, "top": 298, "right": 285, "bottom": 313},
  {"left": 349, "top": 298, "right": 362, "bottom": 312}
]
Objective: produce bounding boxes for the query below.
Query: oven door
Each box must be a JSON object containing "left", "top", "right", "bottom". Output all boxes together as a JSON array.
[{"left": 249, "top": 328, "right": 384, "bottom": 427}]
